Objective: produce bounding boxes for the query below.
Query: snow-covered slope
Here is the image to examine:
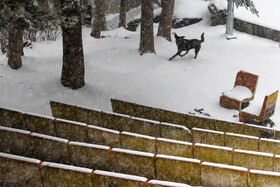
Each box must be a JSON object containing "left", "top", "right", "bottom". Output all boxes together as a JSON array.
[{"left": 1, "top": 0, "right": 280, "bottom": 129}]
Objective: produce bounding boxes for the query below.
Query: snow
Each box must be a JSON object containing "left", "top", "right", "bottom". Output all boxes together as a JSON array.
[
  {"left": 157, "top": 138, "right": 192, "bottom": 145},
  {"left": 213, "top": 0, "right": 280, "bottom": 30},
  {"left": 195, "top": 143, "right": 233, "bottom": 151},
  {"left": 87, "top": 125, "right": 120, "bottom": 134},
  {"left": 174, "top": 0, "right": 209, "bottom": 18},
  {"left": 0, "top": 106, "right": 22, "bottom": 113},
  {"left": 234, "top": 149, "right": 273, "bottom": 157},
  {"left": 25, "top": 112, "right": 55, "bottom": 120},
  {"left": 0, "top": 126, "right": 30, "bottom": 135},
  {"left": 210, "top": 0, "right": 227, "bottom": 10},
  {"left": 226, "top": 132, "right": 259, "bottom": 139},
  {"left": 41, "top": 162, "right": 93, "bottom": 173},
  {"left": 69, "top": 141, "right": 110, "bottom": 150},
  {"left": 0, "top": 152, "right": 41, "bottom": 164},
  {"left": 202, "top": 161, "right": 248, "bottom": 171},
  {"left": 192, "top": 128, "right": 224, "bottom": 135},
  {"left": 121, "top": 131, "right": 156, "bottom": 140},
  {"left": 55, "top": 118, "right": 87, "bottom": 127},
  {"left": 250, "top": 169, "right": 280, "bottom": 177},
  {"left": 240, "top": 100, "right": 262, "bottom": 115},
  {"left": 148, "top": 180, "right": 191, "bottom": 187},
  {"left": 30, "top": 132, "right": 69, "bottom": 143},
  {"left": 244, "top": 124, "right": 273, "bottom": 131},
  {"left": 112, "top": 148, "right": 155, "bottom": 157},
  {"left": 260, "top": 138, "right": 280, "bottom": 143},
  {"left": 223, "top": 86, "right": 253, "bottom": 101},
  {"left": 161, "top": 122, "right": 191, "bottom": 133},
  {"left": 94, "top": 170, "right": 148, "bottom": 182},
  {"left": 101, "top": 110, "right": 130, "bottom": 118},
  {"left": 130, "top": 116, "right": 160, "bottom": 124},
  {"left": 156, "top": 154, "right": 201, "bottom": 163},
  {"left": 2, "top": 0, "right": 280, "bottom": 131}
]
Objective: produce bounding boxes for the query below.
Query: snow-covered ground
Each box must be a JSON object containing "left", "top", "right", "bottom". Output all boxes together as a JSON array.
[{"left": 1, "top": 0, "right": 280, "bottom": 129}]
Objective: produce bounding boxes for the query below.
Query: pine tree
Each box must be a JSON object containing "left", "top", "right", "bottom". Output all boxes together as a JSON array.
[
  {"left": 139, "top": 0, "right": 155, "bottom": 55},
  {"left": 0, "top": 0, "right": 59, "bottom": 69},
  {"left": 157, "top": 0, "right": 174, "bottom": 41},
  {"left": 61, "top": 0, "right": 85, "bottom": 89}
]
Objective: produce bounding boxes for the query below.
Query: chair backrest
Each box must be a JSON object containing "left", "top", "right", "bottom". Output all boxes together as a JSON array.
[
  {"left": 260, "top": 91, "right": 278, "bottom": 120},
  {"left": 234, "top": 71, "right": 259, "bottom": 96}
]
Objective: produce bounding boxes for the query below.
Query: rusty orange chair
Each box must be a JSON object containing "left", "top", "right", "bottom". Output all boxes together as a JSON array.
[
  {"left": 239, "top": 91, "right": 278, "bottom": 126},
  {"left": 220, "top": 71, "right": 259, "bottom": 111}
]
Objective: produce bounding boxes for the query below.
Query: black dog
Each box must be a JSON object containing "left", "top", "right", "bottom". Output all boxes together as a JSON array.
[{"left": 169, "top": 32, "right": 204, "bottom": 61}]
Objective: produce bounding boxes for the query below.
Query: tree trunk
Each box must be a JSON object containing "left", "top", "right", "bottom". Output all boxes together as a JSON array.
[
  {"left": 226, "top": 0, "right": 234, "bottom": 35},
  {"left": 8, "top": 24, "right": 23, "bottom": 69},
  {"left": 61, "top": 0, "right": 85, "bottom": 89},
  {"left": 139, "top": 0, "right": 155, "bottom": 55},
  {"left": 119, "top": 0, "right": 128, "bottom": 28},
  {"left": 157, "top": 0, "right": 174, "bottom": 41},
  {"left": 91, "top": 0, "right": 106, "bottom": 38}
]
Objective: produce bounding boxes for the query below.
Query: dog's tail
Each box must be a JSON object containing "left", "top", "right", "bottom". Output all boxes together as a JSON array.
[{"left": 200, "top": 33, "right": 205, "bottom": 43}]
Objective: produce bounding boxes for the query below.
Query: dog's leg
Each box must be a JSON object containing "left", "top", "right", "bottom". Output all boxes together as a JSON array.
[
  {"left": 180, "top": 51, "right": 188, "bottom": 57},
  {"left": 169, "top": 51, "right": 180, "bottom": 61},
  {"left": 194, "top": 47, "right": 201, "bottom": 59}
]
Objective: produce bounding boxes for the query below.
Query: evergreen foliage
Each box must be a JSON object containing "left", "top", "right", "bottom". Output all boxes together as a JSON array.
[
  {"left": 234, "top": 0, "right": 259, "bottom": 16},
  {"left": 0, "top": 0, "right": 59, "bottom": 32}
]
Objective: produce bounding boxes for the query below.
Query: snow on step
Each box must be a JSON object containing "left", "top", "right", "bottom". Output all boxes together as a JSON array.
[
  {"left": 0, "top": 152, "right": 41, "bottom": 164},
  {"left": 0, "top": 126, "right": 30, "bottom": 135},
  {"left": 195, "top": 143, "right": 233, "bottom": 151},
  {"left": 130, "top": 116, "right": 160, "bottom": 124},
  {"left": 94, "top": 170, "right": 148, "bottom": 182},
  {"left": 55, "top": 118, "right": 87, "bottom": 127},
  {"left": 202, "top": 162, "right": 248, "bottom": 171},
  {"left": 121, "top": 131, "right": 156, "bottom": 140},
  {"left": 244, "top": 123, "right": 273, "bottom": 131},
  {"left": 192, "top": 127, "right": 224, "bottom": 134},
  {"left": 30, "top": 133, "right": 69, "bottom": 143},
  {"left": 24, "top": 112, "right": 55, "bottom": 120},
  {"left": 250, "top": 169, "right": 280, "bottom": 177},
  {"left": 234, "top": 149, "right": 274, "bottom": 157},
  {"left": 87, "top": 125, "right": 119, "bottom": 134},
  {"left": 157, "top": 138, "right": 192, "bottom": 146},
  {"left": 226, "top": 132, "right": 259, "bottom": 139},
  {"left": 112, "top": 148, "right": 155, "bottom": 157},
  {"left": 148, "top": 180, "right": 191, "bottom": 187},
  {"left": 260, "top": 138, "right": 280, "bottom": 143},
  {"left": 69, "top": 141, "right": 110, "bottom": 150},
  {"left": 161, "top": 122, "right": 191, "bottom": 133},
  {"left": 156, "top": 154, "right": 201, "bottom": 163},
  {"left": 0, "top": 106, "right": 23, "bottom": 113},
  {"left": 41, "top": 162, "right": 93, "bottom": 173},
  {"left": 102, "top": 110, "right": 131, "bottom": 118}
]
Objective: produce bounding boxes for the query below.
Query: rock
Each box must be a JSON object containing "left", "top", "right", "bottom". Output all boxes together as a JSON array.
[{"left": 208, "top": 3, "right": 227, "bottom": 26}]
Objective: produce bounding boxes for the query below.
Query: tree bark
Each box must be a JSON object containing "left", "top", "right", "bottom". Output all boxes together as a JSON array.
[
  {"left": 157, "top": 0, "right": 174, "bottom": 41},
  {"left": 91, "top": 0, "right": 106, "bottom": 38},
  {"left": 8, "top": 24, "right": 23, "bottom": 69},
  {"left": 61, "top": 0, "right": 85, "bottom": 89},
  {"left": 119, "top": 0, "right": 128, "bottom": 28},
  {"left": 139, "top": 0, "right": 155, "bottom": 54},
  {"left": 226, "top": 0, "right": 234, "bottom": 35}
]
